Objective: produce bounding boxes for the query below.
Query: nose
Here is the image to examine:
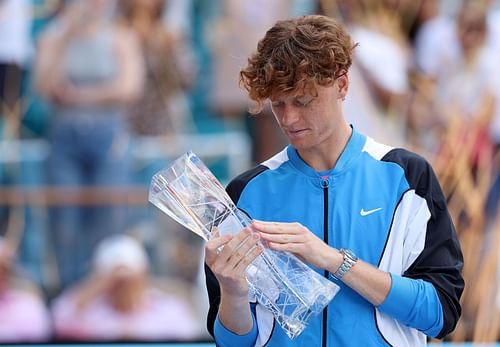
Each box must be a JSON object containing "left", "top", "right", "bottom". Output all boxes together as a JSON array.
[{"left": 276, "top": 106, "right": 300, "bottom": 128}]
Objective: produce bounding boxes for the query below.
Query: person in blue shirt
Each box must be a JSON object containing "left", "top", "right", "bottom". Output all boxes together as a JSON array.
[{"left": 204, "top": 15, "right": 464, "bottom": 347}]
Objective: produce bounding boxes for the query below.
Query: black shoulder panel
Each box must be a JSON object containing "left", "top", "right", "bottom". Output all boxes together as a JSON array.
[
  {"left": 382, "top": 148, "right": 464, "bottom": 338},
  {"left": 226, "top": 164, "right": 269, "bottom": 204}
]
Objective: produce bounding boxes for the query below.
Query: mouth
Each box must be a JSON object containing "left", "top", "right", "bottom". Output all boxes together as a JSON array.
[{"left": 287, "top": 129, "right": 308, "bottom": 137}]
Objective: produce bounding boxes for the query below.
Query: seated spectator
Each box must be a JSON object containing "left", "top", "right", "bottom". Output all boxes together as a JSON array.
[
  {"left": 52, "top": 234, "right": 199, "bottom": 341},
  {"left": 0, "top": 237, "right": 52, "bottom": 342}
]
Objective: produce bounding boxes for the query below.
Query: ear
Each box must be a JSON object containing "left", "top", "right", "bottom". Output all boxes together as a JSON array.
[{"left": 337, "top": 73, "right": 349, "bottom": 101}]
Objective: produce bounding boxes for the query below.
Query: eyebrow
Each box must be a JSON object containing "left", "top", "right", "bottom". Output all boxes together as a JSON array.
[
  {"left": 296, "top": 95, "right": 313, "bottom": 100},
  {"left": 270, "top": 92, "right": 315, "bottom": 102}
]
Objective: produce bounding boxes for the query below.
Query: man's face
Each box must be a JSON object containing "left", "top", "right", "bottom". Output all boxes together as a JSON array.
[{"left": 270, "top": 81, "right": 345, "bottom": 154}]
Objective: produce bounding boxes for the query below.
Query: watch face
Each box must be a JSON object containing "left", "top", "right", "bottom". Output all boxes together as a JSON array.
[{"left": 343, "top": 249, "right": 358, "bottom": 261}]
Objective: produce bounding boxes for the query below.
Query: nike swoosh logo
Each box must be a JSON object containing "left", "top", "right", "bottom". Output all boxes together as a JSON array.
[{"left": 360, "top": 207, "right": 383, "bottom": 216}]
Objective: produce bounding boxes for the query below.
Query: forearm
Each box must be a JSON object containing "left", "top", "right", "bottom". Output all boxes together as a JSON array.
[
  {"left": 330, "top": 257, "right": 391, "bottom": 306},
  {"left": 205, "top": 228, "right": 263, "bottom": 345},
  {"left": 214, "top": 292, "right": 257, "bottom": 347},
  {"left": 35, "top": 34, "right": 70, "bottom": 96},
  {"left": 328, "top": 251, "right": 443, "bottom": 336},
  {"left": 218, "top": 291, "right": 255, "bottom": 335}
]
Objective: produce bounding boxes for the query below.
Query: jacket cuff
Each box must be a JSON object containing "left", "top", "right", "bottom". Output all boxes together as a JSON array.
[
  {"left": 214, "top": 314, "right": 258, "bottom": 347},
  {"left": 378, "top": 273, "right": 444, "bottom": 337}
]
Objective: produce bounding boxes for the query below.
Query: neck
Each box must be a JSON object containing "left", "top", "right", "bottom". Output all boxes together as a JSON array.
[{"left": 298, "top": 120, "right": 352, "bottom": 172}]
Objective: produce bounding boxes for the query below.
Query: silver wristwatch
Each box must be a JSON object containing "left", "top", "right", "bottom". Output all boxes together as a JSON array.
[{"left": 333, "top": 248, "right": 358, "bottom": 280}]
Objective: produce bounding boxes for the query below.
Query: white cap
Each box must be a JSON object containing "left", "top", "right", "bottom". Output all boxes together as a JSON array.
[{"left": 93, "top": 234, "right": 148, "bottom": 274}]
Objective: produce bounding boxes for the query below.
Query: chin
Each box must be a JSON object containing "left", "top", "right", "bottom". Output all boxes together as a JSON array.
[{"left": 289, "top": 139, "right": 313, "bottom": 150}]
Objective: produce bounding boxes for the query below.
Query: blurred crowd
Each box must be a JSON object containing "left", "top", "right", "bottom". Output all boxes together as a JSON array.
[{"left": 0, "top": 0, "right": 498, "bottom": 343}]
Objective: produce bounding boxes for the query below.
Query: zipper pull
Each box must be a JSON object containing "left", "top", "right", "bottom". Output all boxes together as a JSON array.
[{"left": 320, "top": 175, "right": 329, "bottom": 189}]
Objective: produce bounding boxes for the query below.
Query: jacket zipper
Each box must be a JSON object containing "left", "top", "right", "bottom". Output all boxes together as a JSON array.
[{"left": 321, "top": 177, "right": 330, "bottom": 347}]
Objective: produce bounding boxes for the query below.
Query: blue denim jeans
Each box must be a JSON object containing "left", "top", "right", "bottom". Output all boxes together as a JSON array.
[{"left": 47, "top": 114, "right": 131, "bottom": 288}]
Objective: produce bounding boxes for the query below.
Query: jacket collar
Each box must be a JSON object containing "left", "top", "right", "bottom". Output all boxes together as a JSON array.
[{"left": 286, "top": 127, "right": 366, "bottom": 178}]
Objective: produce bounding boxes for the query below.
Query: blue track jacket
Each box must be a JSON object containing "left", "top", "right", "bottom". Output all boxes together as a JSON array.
[{"left": 205, "top": 129, "right": 464, "bottom": 346}]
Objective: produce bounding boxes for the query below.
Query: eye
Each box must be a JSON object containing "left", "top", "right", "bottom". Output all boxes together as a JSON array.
[
  {"left": 294, "top": 97, "right": 312, "bottom": 107},
  {"left": 271, "top": 101, "right": 284, "bottom": 108}
]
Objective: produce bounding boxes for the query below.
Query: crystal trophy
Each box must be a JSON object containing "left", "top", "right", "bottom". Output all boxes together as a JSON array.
[{"left": 148, "top": 151, "right": 340, "bottom": 339}]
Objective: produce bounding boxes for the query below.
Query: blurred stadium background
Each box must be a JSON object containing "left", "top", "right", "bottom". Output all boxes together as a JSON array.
[{"left": 0, "top": 0, "right": 498, "bottom": 345}]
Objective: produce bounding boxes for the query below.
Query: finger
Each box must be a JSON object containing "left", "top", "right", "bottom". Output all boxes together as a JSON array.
[
  {"left": 211, "top": 227, "right": 220, "bottom": 239},
  {"left": 226, "top": 232, "right": 261, "bottom": 269},
  {"left": 258, "top": 232, "right": 302, "bottom": 244},
  {"left": 234, "top": 243, "right": 265, "bottom": 273},
  {"left": 267, "top": 241, "right": 301, "bottom": 254},
  {"left": 206, "top": 234, "right": 232, "bottom": 252},
  {"left": 210, "top": 228, "right": 223, "bottom": 253},
  {"left": 205, "top": 234, "right": 233, "bottom": 263},
  {"left": 218, "top": 228, "right": 254, "bottom": 262},
  {"left": 267, "top": 243, "right": 308, "bottom": 265},
  {"left": 252, "top": 220, "right": 302, "bottom": 234}
]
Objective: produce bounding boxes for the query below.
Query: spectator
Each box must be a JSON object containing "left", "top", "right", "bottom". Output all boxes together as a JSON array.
[
  {"left": 207, "top": 0, "right": 290, "bottom": 162},
  {"left": 34, "top": 0, "right": 144, "bottom": 288},
  {"left": 0, "top": 236, "right": 51, "bottom": 342},
  {"left": 0, "top": 0, "right": 32, "bottom": 130},
  {"left": 435, "top": 1, "right": 497, "bottom": 123},
  {"left": 118, "top": 0, "right": 196, "bottom": 138},
  {"left": 0, "top": 0, "right": 33, "bottom": 241},
  {"left": 326, "top": 0, "right": 410, "bottom": 146},
  {"left": 52, "top": 234, "right": 199, "bottom": 341},
  {"left": 117, "top": 0, "right": 204, "bottom": 288}
]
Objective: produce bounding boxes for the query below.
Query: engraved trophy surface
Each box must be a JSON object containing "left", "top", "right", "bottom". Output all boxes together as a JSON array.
[{"left": 149, "top": 151, "right": 340, "bottom": 339}]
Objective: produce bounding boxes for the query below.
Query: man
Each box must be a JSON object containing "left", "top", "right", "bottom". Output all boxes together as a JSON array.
[
  {"left": 52, "top": 234, "right": 199, "bottom": 340},
  {"left": 204, "top": 15, "right": 464, "bottom": 347}
]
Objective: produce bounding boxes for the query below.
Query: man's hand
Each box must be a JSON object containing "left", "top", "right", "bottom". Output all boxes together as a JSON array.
[
  {"left": 205, "top": 228, "right": 264, "bottom": 298},
  {"left": 205, "top": 228, "right": 264, "bottom": 335},
  {"left": 252, "top": 220, "right": 341, "bottom": 271}
]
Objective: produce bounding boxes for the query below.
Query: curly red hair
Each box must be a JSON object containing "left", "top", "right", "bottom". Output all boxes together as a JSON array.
[{"left": 240, "top": 15, "right": 358, "bottom": 113}]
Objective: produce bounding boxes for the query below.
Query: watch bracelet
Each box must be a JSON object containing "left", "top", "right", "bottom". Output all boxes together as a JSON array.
[{"left": 333, "top": 248, "right": 357, "bottom": 280}]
